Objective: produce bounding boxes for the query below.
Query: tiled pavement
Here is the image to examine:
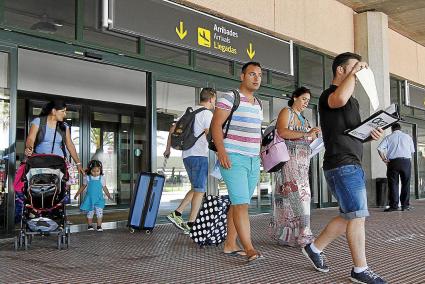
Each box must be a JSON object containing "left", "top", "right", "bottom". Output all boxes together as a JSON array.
[{"left": 1, "top": 201, "right": 425, "bottom": 284}]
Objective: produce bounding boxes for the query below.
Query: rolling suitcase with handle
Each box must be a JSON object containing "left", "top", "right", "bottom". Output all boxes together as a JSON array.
[{"left": 128, "top": 172, "right": 165, "bottom": 233}]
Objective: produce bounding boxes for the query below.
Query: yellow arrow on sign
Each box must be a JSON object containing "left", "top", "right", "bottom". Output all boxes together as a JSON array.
[
  {"left": 175, "top": 21, "right": 187, "bottom": 40},
  {"left": 246, "top": 43, "right": 255, "bottom": 59}
]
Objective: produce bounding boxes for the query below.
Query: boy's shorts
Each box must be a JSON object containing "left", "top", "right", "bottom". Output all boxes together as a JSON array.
[
  {"left": 183, "top": 156, "right": 209, "bottom": 193},
  {"left": 324, "top": 164, "right": 369, "bottom": 220},
  {"left": 220, "top": 153, "right": 260, "bottom": 205}
]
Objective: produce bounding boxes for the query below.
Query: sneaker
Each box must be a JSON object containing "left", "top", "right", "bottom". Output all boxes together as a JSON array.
[
  {"left": 96, "top": 226, "right": 103, "bottom": 232},
  {"left": 350, "top": 268, "right": 387, "bottom": 284},
  {"left": 181, "top": 223, "right": 191, "bottom": 235},
  {"left": 87, "top": 225, "right": 94, "bottom": 231},
  {"left": 383, "top": 207, "right": 398, "bottom": 212},
  {"left": 167, "top": 212, "right": 185, "bottom": 230},
  {"left": 302, "top": 243, "right": 329, "bottom": 273}
]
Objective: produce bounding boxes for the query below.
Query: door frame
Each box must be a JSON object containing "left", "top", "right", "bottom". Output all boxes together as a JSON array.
[{"left": 0, "top": 42, "right": 18, "bottom": 235}]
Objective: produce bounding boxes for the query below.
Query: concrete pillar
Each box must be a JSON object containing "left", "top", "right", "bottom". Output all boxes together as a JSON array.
[{"left": 354, "top": 12, "right": 391, "bottom": 207}]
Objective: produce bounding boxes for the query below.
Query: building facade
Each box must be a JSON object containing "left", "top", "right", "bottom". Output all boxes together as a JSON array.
[{"left": 1, "top": 0, "right": 425, "bottom": 237}]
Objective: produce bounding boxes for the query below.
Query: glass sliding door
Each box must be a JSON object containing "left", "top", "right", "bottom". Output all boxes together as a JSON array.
[
  {"left": 90, "top": 110, "right": 132, "bottom": 207},
  {"left": 155, "top": 81, "right": 197, "bottom": 215},
  {"left": 0, "top": 52, "right": 11, "bottom": 233},
  {"left": 399, "top": 122, "right": 416, "bottom": 198},
  {"left": 0, "top": 46, "right": 17, "bottom": 236},
  {"left": 254, "top": 96, "right": 272, "bottom": 208},
  {"left": 417, "top": 126, "right": 425, "bottom": 198}
]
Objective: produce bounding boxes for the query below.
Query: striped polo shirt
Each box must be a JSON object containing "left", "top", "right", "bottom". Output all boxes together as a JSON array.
[{"left": 216, "top": 90, "right": 263, "bottom": 156}]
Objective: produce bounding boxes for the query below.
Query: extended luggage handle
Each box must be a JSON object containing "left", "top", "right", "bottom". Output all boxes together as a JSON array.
[{"left": 148, "top": 179, "right": 158, "bottom": 212}]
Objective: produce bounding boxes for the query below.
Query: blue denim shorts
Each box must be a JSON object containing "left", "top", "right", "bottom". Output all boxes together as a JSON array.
[
  {"left": 183, "top": 156, "right": 209, "bottom": 193},
  {"left": 324, "top": 164, "right": 369, "bottom": 220},
  {"left": 220, "top": 153, "right": 261, "bottom": 205}
]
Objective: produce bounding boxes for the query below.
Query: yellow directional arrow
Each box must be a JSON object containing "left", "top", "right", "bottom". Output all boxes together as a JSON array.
[
  {"left": 246, "top": 43, "right": 255, "bottom": 59},
  {"left": 175, "top": 21, "right": 187, "bottom": 40}
]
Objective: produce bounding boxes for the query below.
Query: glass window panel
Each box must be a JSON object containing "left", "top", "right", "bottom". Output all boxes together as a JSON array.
[
  {"left": 400, "top": 81, "right": 413, "bottom": 116},
  {"left": 144, "top": 41, "right": 189, "bottom": 65},
  {"left": 417, "top": 126, "right": 425, "bottom": 198},
  {"left": 272, "top": 97, "right": 288, "bottom": 121},
  {"left": 299, "top": 49, "right": 324, "bottom": 94},
  {"left": 0, "top": 80, "right": 10, "bottom": 232},
  {"left": 271, "top": 72, "right": 295, "bottom": 90},
  {"left": 4, "top": 0, "right": 75, "bottom": 40},
  {"left": 390, "top": 78, "right": 399, "bottom": 105},
  {"left": 90, "top": 112, "right": 121, "bottom": 206},
  {"left": 413, "top": 108, "right": 425, "bottom": 119},
  {"left": 324, "top": 57, "right": 333, "bottom": 88},
  {"left": 196, "top": 54, "right": 232, "bottom": 75},
  {"left": 0, "top": 53, "right": 8, "bottom": 88},
  {"left": 235, "top": 63, "right": 268, "bottom": 82},
  {"left": 133, "top": 115, "right": 148, "bottom": 189},
  {"left": 399, "top": 122, "right": 415, "bottom": 196},
  {"left": 259, "top": 98, "right": 271, "bottom": 124},
  {"left": 16, "top": 98, "right": 26, "bottom": 161},
  {"left": 84, "top": 0, "right": 137, "bottom": 53},
  {"left": 302, "top": 84, "right": 323, "bottom": 97},
  {"left": 156, "top": 82, "right": 197, "bottom": 216}
]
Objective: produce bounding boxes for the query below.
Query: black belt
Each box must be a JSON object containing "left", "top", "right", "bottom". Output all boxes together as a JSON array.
[{"left": 389, "top": 158, "right": 410, "bottom": 161}]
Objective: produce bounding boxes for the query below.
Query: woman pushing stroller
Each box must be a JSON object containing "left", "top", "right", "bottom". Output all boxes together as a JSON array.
[
  {"left": 24, "top": 100, "right": 84, "bottom": 174},
  {"left": 16, "top": 100, "right": 83, "bottom": 222}
]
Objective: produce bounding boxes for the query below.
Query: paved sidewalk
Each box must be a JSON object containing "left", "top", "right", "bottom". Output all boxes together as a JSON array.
[{"left": 1, "top": 201, "right": 424, "bottom": 283}]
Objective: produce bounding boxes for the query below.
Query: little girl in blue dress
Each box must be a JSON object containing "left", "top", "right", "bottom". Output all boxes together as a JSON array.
[{"left": 74, "top": 160, "right": 112, "bottom": 231}]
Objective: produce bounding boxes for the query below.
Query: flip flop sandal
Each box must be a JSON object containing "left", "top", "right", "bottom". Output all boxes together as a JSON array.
[
  {"left": 224, "top": 250, "right": 246, "bottom": 257},
  {"left": 247, "top": 252, "right": 264, "bottom": 263}
]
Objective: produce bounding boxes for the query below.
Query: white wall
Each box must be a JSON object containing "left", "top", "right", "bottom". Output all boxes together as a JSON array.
[{"left": 18, "top": 49, "right": 146, "bottom": 105}]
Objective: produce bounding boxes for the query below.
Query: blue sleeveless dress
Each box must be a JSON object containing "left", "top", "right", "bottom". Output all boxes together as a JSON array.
[{"left": 80, "top": 176, "right": 105, "bottom": 211}]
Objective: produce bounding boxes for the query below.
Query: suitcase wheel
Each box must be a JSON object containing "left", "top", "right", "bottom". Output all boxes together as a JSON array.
[
  {"left": 145, "top": 230, "right": 151, "bottom": 234},
  {"left": 129, "top": 228, "right": 135, "bottom": 234}
]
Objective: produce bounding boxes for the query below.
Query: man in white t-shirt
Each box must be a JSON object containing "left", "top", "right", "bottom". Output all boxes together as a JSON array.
[{"left": 163, "top": 88, "right": 216, "bottom": 234}]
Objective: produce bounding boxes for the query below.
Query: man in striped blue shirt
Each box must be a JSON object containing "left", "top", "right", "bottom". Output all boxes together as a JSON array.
[{"left": 211, "top": 62, "right": 263, "bottom": 262}]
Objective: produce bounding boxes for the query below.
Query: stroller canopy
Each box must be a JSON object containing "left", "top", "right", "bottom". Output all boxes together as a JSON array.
[{"left": 25, "top": 154, "right": 67, "bottom": 177}]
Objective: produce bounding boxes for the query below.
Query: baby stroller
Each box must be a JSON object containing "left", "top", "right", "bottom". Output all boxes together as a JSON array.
[{"left": 14, "top": 154, "right": 71, "bottom": 250}]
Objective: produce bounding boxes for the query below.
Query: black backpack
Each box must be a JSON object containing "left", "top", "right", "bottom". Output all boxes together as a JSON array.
[
  {"left": 208, "top": 89, "right": 262, "bottom": 152},
  {"left": 170, "top": 107, "right": 208, "bottom": 150}
]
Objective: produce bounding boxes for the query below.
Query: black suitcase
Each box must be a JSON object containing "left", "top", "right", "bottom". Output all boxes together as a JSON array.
[{"left": 128, "top": 172, "right": 165, "bottom": 232}]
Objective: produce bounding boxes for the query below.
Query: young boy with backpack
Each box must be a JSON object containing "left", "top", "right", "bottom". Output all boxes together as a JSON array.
[{"left": 163, "top": 88, "right": 216, "bottom": 234}]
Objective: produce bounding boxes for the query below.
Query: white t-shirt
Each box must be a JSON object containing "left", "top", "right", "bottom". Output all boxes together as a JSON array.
[
  {"left": 83, "top": 175, "right": 106, "bottom": 186},
  {"left": 180, "top": 106, "right": 213, "bottom": 158}
]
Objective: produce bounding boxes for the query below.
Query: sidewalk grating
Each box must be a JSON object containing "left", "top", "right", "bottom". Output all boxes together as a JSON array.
[{"left": 1, "top": 201, "right": 425, "bottom": 283}]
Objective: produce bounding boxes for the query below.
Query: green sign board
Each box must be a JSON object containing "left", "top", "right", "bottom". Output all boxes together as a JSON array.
[{"left": 108, "top": 0, "right": 293, "bottom": 75}]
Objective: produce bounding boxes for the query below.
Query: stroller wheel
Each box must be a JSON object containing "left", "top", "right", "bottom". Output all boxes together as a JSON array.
[
  {"left": 66, "top": 233, "right": 71, "bottom": 248},
  {"left": 14, "top": 237, "right": 18, "bottom": 251},
  {"left": 61, "top": 234, "right": 68, "bottom": 249},
  {"left": 57, "top": 234, "right": 62, "bottom": 250},
  {"left": 18, "top": 231, "right": 25, "bottom": 248},
  {"left": 23, "top": 235, "right": 28, "bottom": 250}
]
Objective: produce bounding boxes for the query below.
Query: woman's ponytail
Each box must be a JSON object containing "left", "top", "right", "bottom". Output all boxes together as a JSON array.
[
  {"left": 39, "top": 100, "right": 67, "bottom": 117},
  {"left": 39, "top": 101, "right": 55, "bottom": 117},
  {"left": 288, "top": 98, "right": 294, "bottom": 107}
]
